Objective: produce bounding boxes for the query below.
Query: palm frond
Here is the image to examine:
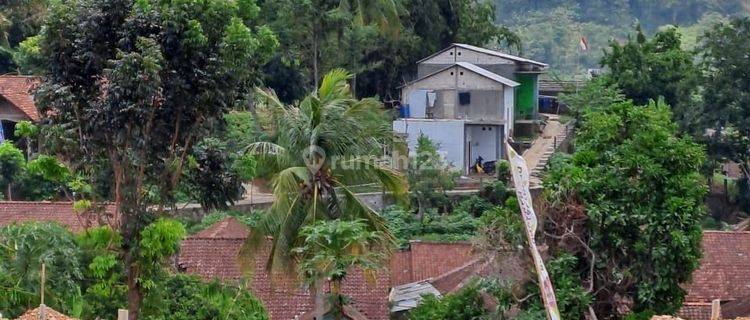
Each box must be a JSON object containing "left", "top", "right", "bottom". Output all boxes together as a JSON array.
[
  {"left": 317, "top": 68, "right": 351, "bottom": 102},
  {"left": 334, "top": 157, "right": 408, "bottom": 205}
]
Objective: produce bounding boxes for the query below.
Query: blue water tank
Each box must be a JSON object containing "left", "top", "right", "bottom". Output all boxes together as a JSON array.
[{"left": 399, "top": 104, "right": 410, "bottom": 118}]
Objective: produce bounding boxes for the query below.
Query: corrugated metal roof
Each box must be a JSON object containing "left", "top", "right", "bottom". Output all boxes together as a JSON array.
[
  {"left": 389, "top": 281, "right": 442, "bottom": 312},
  {"left": 456, "top": 62, "right": 520, "bottom": 87},
  {"left": 416, "top": 43, "right": 548, "bottom": 68},
  {"left": 401, "top": 62, "right": 519, "bottom": 89},
  {"left": 453, "top": 43, "right": 549, "bottom": 67}
]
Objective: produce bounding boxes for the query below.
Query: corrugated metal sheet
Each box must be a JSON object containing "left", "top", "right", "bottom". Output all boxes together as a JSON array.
[{"left": 388, "top": 281, "right": 442, "bottom": 312}]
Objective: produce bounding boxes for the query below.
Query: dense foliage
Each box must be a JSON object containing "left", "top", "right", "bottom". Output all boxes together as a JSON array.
[
  {"left": 0, "top": 222, "right": 84, "bottom": 318},
  {"left": 142, "top": 274, "right": 268, "bottom": 320},
  {"left": 0, "top": 220, "right": 268, "bottom": 320},
  {"left": 601, "top": 25, "right": 697, "bottom": 115},
  {"left": 495, "top": 0, "right": 749, "bottom": 74},
  {"left": 696, "top": 17, "right": 750, "bottom": 213},
  {"left": 408, "top": 280, "right": 488, "bottom": 320},
  {"left": 545, "top": 84, "right": 707, "bottom": 318}
]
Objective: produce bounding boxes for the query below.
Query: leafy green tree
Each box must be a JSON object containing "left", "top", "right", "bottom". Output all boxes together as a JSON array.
[
  {"left": 408, "top": 134, "right": 458, "bottom": 217},
  {"left": 294, "top": 219, "right": 386, "bottom": 319},
  {"left": 601, "top": 24, "right": 698, "bottom": 123},
  {"left": 35, "top": 0, "right": 277, "bottom": 316},
  {"left": 408, "top": 280, "right": 488, "bottom": 320},
  {"left": 517, "top": 253, "right": 592, "bottom": 320},
  {"left": 0, "top": 0, "right": 47, "bottom": 73},
  {"left": 0, "top": 141, "right": 25, "bottom": 200},
  {"left": 14, "top": 120, "right": 38, "bottom": 158},
  {"left": 250, "top": 69, "right": 406, "bottom": 271},
  {"left": 559, "top": 77, "right": 625, "bottom": 119},
  {"left": 696, "top": 17, "right": 750, "bottom": 212},
  {"left": 12, "top": 34, "right": 44, "bottom": 74},
  {"left": 182, "top": 138, "right": 244, "bottom": 212},
  {"left": 455, "top": 0, "right": 520, "bottom": 51},
  {"left": 0, "top": 222, "right": 84, "bottom": 318},
  {"left": 544, "top": 92, "right": 707, "bottom": 317}
]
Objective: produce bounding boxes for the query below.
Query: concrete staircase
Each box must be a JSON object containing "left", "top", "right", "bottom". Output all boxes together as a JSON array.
[
  {"left": 522, "top": 115, "right": 574, "bottom": 187},
  {"left": 529, "top": 127, "right": 570, "bottom": 179}
]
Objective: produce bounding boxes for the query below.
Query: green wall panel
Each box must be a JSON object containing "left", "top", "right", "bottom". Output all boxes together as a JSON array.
[{"left": 515, "top": 73, "right": 538, "bottom": 119}]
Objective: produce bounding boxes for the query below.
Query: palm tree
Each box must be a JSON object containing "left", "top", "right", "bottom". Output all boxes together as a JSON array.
[
  {"left": 339, "top": 0, "right": 402, "bottom": 38},
  {"left": 249, "top": 67, "right": 406, "bottom": 263},
  {"left": 294, "top": 219, "right": 385, "bottom": 320},
  {"left": 248, "top": 68, "right": 406, "bottom": 317}
]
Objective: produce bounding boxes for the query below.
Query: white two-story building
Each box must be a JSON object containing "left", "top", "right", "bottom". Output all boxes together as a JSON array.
[{"left": 393, "top": 43, "right": 547, "bottom": 173}]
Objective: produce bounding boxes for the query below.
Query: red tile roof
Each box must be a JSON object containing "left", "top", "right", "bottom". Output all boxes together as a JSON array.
[
  {"left": 0, "top": 201, "right": 116, "bottom": 232},
  {"left": 679, "top": 231, "right": 750, "bottom": 319},
  {"left": 430, "top": 259, "right": 488, "bottom": 294},
  {"left": 390, "top": 241, "right": 475, "bottom": 286},
  {"left": 0, "top": 76, "right": 40, "bottom": 121},
  {"left": 14, "top": 305, "right": 77, "bottom": 320},
  {"left": 678, "top": 303, "right": 712, "bottom": 320},
  {"left": 178, "top": 217, "right": 391, "bottom": 320},
  {"left": 193, "top": 217, "right": 250, "bottom": 239}
]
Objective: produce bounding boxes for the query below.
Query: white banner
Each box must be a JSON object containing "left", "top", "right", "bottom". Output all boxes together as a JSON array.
[{"left": 506, "top": 142, "right": 561, "bottom": 320}]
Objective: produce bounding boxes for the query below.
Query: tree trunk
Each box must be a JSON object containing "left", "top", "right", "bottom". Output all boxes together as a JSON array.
[
  {"left": 6, "top": 183, "right": 12, "bottom": 201},
  {"left": 125, "top": 252, "right": 142, "bottom": 320},
  {"left": 332, "top": 279, "right": 343, "bottom": 320},
  {"left": 313, "top": 28, "right": 320, "bottom": 89},
  {"left": 314, "top": 278, "right": 325, "bottom": 320},
  {"left": 25, "top": 137, "right": 31, "bottom": 159}
]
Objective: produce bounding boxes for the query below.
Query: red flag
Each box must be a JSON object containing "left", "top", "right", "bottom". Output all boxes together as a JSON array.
[{"left": 579, "top": 36, "right": 589, "bottom": 51}]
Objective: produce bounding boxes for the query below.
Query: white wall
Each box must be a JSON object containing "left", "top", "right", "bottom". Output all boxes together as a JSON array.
[
  {"left": 504, "top": 88, "right": 515, "bottom": 137},
  {"left": 407, "top": 90, "right": 428, "bottom": 118},
  {"left": 393, "top": 119, "right": 466, "bottom": 171},
  {"left": 467, "top": 125, "right": 500, "bottom": 164}
]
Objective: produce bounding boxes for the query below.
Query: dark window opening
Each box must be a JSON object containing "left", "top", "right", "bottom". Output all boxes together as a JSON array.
[{"left": 459, "top": 92, "right": 471, "bottom": 105}]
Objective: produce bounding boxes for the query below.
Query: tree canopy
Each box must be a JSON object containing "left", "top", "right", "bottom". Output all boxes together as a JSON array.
[
  {"left": 545, "top": 85, "right": 707, "bottom": 318},
  {"left": 34, "top": 0, "right": 278, "bottom": 317}
]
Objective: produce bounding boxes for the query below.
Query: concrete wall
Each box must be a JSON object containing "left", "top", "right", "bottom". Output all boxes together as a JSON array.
[
  {"left": 455, "top": 89, "right": 504, "bottom": 121},
  {"left": 417, "top": 46, "right": 518, "bottom": 78},
  {"left": 504, "top": 87, "right": 515, "bottom": 137},
  {"left": 418, "top": 63, "right": 518, "bottom": 80},
  {"left": 403, "top": 66, "right": 507, "bottom": 121},
  {"left": 393, "top": 119, "right": 466, "bottom": 170},
  {"left": 0, "top": 100, "right": 30, "bottom": 122}
]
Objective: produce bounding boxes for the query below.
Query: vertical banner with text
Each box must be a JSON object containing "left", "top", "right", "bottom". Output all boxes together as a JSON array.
[{"left": 506, "top": 142, "right": 561, "bottom": 320}]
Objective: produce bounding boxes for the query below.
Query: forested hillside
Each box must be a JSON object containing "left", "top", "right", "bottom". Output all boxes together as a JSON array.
[{"left": 495, "top": 0, "right": 750, "bottom": 75}]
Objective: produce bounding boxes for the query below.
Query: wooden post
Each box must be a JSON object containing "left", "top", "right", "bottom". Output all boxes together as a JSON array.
[
  {"left": 40, "top": 263, "right": 46, "bottom": 320},
  {"left": 118, "top": 309, "right": 129, "bottom": 320},
  {"left": 710, "top": 299, "right": 721, "bottom": 320},
  {"left": 40, "top": 263, "right": 45, "bottom": 304}
]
